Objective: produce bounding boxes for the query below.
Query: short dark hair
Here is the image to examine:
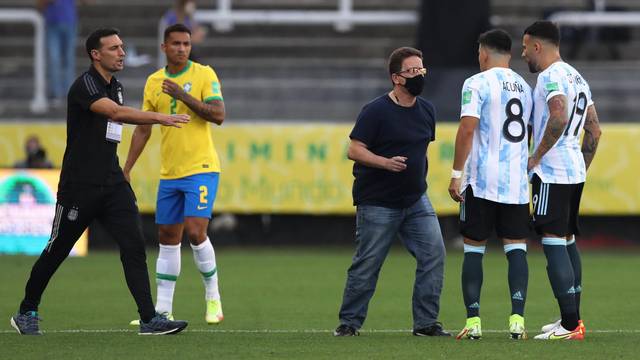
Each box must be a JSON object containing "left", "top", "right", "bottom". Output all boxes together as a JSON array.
[
  {"left": 164, "top": 23, "right": 192, "bottom": 42},
  {"left": 85, "top": 28, "right": 120, "bottom": 60},
  {"left": 478, "top": 29, "right": 512, "bottom": 53},
  {"left": 524, "top": 21, "right": 560, "bottom": 46},
  {"left": 388, "top": 47, "right": 423, "bottom": 75}
]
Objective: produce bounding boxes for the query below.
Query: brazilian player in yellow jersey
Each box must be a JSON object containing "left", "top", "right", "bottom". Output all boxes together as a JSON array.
[{"left": 124, "top": 24, "right": 225, "bottom": 325}]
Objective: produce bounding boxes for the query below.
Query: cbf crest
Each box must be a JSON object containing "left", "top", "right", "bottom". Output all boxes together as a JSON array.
[{"left": 183, "top": 82, "right": 192, "bottom": 93}]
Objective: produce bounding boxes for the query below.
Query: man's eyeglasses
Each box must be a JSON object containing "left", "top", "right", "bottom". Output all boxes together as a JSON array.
[{"left": 396, "top": 67, "right": 427, "bottom": 76}]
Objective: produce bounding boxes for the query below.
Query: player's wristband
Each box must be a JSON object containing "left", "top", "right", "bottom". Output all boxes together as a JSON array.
[{"left": 451, "top": 169, "right": 463, "bottom": 179}]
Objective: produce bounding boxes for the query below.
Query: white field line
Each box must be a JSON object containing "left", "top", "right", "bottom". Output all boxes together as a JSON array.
[{"left": 1, "top": 329, "right": 639, "bottom": 334}]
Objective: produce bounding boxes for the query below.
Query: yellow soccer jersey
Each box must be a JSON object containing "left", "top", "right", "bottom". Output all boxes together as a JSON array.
[{"left": 142, "top": 60, "right": 223, "bottom": 179}]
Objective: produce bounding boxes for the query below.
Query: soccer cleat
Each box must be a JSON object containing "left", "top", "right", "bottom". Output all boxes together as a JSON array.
[
  {"left": 579, "top": 320, "right": 586, "bottom": 335},
  {"left": 205, "top": 299, "right": 224, "bottom": 325},
  {"left": 456, "top": 317, "right": 482, "bottom": 340},
  {"left": 333, "top": 324, "right": 360, "bottom": 336},
  {"left": 508, "top": 314, "right": 527, "bottom": 339},
  {"left": 130, "top": 312, "right": 173, "bottom": 326},
  {"left": 10, "top": 311, "right": 42, "bottom": 335},
  {"left": 413, "top": 322, "right": 451, "bottom": 337},
  {"left": 534, "top": 323, "right": 583, "bottom": 340},
  {"left": 541, "top": 319, "right": 586, "bottom": 335},
  {"left": 139, "top": 313, "right": 187, "bottom": 335},
  {"left": 540, "top": 319, "right": 561, "bottom": 333}
]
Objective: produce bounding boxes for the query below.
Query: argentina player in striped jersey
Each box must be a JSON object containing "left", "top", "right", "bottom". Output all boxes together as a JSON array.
[
  {"left": 448, "top": 29, "right": 532, "bottom": 340},
  {"left": 522, "top": 21, "right": 602, "bottom": 340}
]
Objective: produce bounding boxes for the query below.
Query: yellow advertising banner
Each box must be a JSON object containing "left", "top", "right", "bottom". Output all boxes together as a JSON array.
[{"left": 1, "top": 122, "right": 638, "bottom": 215}]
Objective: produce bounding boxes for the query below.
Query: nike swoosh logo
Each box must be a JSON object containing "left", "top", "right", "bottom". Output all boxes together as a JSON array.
[
  {"left": 549, "top": 331, "right": 572, "bottom": 339},
  {"left": 197, "top": 205, "right": 207, "bottom": 210}
]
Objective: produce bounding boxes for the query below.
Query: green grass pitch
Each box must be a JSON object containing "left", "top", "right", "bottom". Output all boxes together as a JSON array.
[{"left": 1, "top": 247, "right": 638, "bottom": 359}]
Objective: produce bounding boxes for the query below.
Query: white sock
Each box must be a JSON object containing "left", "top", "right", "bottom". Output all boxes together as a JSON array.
[
  {"left": 190, "top": 237, "right": 220, "bottom": 300},
  {"left": 155, "top": 243, "right": 181, "bottom": 314}
]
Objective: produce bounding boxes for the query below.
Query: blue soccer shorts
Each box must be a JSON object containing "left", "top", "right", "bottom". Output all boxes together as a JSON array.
[{"left": 155, "top": 172, "right": 219, "bottom": 225}]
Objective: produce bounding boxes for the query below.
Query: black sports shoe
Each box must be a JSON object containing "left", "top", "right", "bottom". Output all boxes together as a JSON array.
[
  {"left": 333, "top": 324, "right": 360, "bottom": 336},
  {"left": 139, "top": 313, "right": 188, "bottom": 335},
  {"left": 10, "top": 311, "right": 42, "bottom": 335},
  {"left": 413, "top": 322, "right": 451, "bottom": 336}
]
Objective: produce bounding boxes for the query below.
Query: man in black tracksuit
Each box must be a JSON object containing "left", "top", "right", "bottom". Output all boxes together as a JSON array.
[{"left": 10, "top": 28, "right": 190, "bottom": 336}]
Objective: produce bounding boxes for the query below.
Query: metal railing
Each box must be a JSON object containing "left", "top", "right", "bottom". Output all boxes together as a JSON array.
[
  {"left": 158, "top": 0, "right": 417, "bottom": 66},
  {"left": 205, "top": 0, "right": 417, "bottom": 32},
  {"left": 0, "top": 9, "right": 48, "bottom": 114},
  {"left": 549, "top": 11, "right": 640, "bottom": 26}
]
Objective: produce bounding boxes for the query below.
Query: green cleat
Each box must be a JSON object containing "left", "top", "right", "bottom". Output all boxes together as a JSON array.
[
  {"left": 205, "top": 299, "right": 224, "bottom": 325},
  {"left": 509, "top": 314, "right": 527, "bottom": 339},
  {"left": 456, "top": 316, "right": 482, "bottom": 340}
]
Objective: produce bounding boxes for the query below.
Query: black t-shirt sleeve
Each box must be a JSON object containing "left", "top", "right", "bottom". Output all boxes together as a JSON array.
[
  {"left": 73, "top": 73, "right": 108, "bottom": 111},
  {"left": 349, "top": 104, "right": 380, "bottom": 146},
  {"left": 430, "top": 105, "right": 436, "bottom": 142}
]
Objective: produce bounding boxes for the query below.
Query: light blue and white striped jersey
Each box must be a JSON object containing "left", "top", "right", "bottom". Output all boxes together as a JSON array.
[
  {"left": 531, "top": 61, "right": 593, "bottom": 184},
  {"left": 459, "top": 67, "right": 532, "bottom": 204}
]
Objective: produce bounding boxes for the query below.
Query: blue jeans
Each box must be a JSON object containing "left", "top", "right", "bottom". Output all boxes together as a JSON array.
[
  {"left": 47, "top": 23, "right": 76, "bottom": 100},
  {"left": 338, "top": 194, "right": 445, "bottom": 330}
]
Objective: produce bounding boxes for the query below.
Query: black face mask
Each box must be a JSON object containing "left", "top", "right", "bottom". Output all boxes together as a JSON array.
[{"left": 401, "top": 74, "right": 425, "bottom": 96}]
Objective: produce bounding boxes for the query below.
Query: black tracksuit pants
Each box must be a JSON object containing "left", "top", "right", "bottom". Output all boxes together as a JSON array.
[{"left": 19, "top": 181, "right": 156, "bottom": 323}]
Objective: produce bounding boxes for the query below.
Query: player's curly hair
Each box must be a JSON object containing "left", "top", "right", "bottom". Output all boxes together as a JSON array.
[
  {"left": 524, "top": 21, "right": 560, "bottom": 46},
  {"left": 478, "top": 29, "right": 512, "bottom": 54}
]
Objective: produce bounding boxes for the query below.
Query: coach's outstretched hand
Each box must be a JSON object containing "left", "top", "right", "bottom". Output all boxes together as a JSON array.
[{"left": 158, "top": 113, "right": 190, "bottom": 128}]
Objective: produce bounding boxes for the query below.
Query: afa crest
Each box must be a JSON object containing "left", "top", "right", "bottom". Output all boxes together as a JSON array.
[{"left": 67, "top": 207, "right": 79, "bottom": 221}]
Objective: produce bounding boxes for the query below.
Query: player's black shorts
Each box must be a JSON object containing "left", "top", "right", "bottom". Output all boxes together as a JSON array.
[
  {"left": 459, "top": 186, "right": 531, "bottom": 241},
  {"left": 531, "top": 174, "right": 584, "bottom": 237}
]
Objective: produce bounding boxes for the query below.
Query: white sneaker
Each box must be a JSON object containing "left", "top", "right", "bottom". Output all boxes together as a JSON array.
[
  {"left": 542, "top": 319, "right": 586, "bottom": 334},
  {"left": 534, "top": 322, "right": 583, "bottom": 340},
  {"left": 541, "top": 319, "right": 561, "bottom": 333}
]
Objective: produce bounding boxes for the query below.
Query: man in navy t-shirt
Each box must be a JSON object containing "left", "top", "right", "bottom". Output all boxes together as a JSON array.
[{"left": 334, "top": 47, "right": 449, "bottom": 337}]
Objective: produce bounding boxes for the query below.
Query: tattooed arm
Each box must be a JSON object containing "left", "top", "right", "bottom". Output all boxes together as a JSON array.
[
  {"left": 178, "top": 93, "right": 225, "bottom": 125},
  {"left": 528, "top": 94, "right": 569, "bottom": 170},
  {"left": 162, "top": 79, "right": 226, "bottom": 125},
  {"left": 581, "top": 104, "right": 602, "bottom": 171}
]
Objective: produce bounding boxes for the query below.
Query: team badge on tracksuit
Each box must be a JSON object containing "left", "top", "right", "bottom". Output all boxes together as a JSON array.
[{"left": 67, "top": 207, "right": 79, "bottom": 221}]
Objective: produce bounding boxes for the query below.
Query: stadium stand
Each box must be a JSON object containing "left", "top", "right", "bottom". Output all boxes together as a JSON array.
[{"left": 0, "top": 0, "right": 639, "bottom": 122}]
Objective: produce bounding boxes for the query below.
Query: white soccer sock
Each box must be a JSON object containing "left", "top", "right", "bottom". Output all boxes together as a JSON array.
[
  {"left": 155, "top": 243, "right": 181, "bottom": 314},
  {"left": 190, "top": 237, "right": 220, "bottom": 300}
]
